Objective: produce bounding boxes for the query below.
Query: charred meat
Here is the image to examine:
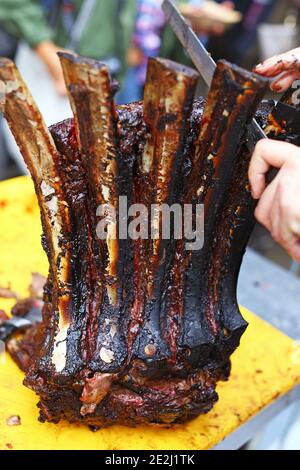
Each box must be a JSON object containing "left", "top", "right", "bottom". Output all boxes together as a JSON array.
[{"left": 0, "top": 54, "right": 279, "bottom": 427}]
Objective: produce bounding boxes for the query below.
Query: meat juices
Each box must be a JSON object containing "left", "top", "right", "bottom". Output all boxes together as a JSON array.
[{"left": 0, "top": 54, "right": 273, "bottom": 427}]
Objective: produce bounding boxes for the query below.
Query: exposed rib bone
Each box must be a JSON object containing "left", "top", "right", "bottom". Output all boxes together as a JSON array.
[
  {"left": 174, "top": 61, "right": 268, "bottom": 359},
  {"left": 211, "top": 93, "right": 300, "bottom": 358},
  {"left": 59, "top": 53, "right": 119, "bottom": 306},
  {"left": 0, "top": 58, "right": 72, "bottom": 372},
  {"left": 58, "top": 52, "right": 121, "bottom": 367},
  {"left": 143, "top": 58, "right": 198, "bottom": 290},
  {"left": 130, "top": 58, "right": 198, "bottom": 359}
]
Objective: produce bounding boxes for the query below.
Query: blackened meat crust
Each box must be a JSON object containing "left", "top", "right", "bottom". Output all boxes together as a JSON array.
[{"left": 3, "top": 57, "right": 282, "bottom": 428}]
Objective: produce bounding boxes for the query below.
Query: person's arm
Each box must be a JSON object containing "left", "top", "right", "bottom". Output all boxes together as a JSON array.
[
  {"left": 0, "top": 0, "right": 53, "bottom": 48},
  {"left": 0, "top": 0, "right": 66, "bottom": 95},
  {"left": 254, "top": 47, "right": 300, "bottom": 92},
  {"left": 249, "top": 139, "right": 300, "bottom": 262},
  {"left": 34, "top": 41, "right": 67, "bottom": 95}
]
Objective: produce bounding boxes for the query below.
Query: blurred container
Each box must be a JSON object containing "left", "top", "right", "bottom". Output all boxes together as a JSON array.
[{"left": 258, "top": 23, "right": 299, "bottom": 62}]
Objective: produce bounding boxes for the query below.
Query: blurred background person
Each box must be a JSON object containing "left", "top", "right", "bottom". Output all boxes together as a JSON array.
[
  {"left": 0, "top": 0, "right": 137, "bottom": 172},
  {"left": 0, "top": 17, "right": 19, "bottom": 178},
  {"left": 0, "top": 0, "right": 137, "bottom": 97},
  {"left": 119, "top": 0, "right": 166, "bottom": 103},
  {"left": 121, "top": 0, "right": 239, "bottom": 103}
]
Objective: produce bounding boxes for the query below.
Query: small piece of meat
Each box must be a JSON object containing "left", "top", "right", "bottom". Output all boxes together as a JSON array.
[
  {"left": 6, "top": 415, "right": 21, "bottom": 426},
  {"left": 80, "top": 373, "right": 114, "bottom": 416},
  {"left": 6, "top": 324, "right": 43, "bottom": 372}
]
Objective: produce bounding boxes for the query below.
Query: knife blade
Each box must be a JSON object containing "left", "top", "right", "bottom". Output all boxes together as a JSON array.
[{"left": 162, "top": 0, "right": 268, "bottom": 153}]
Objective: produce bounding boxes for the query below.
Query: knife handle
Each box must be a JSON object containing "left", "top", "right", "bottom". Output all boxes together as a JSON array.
[{"left": 0, "top": 322, "right": 17, "bottom": 342}]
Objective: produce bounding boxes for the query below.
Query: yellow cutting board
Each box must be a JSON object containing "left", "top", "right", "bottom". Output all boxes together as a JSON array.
[{"left": 0, "top": 176, "right": 300, "bottom": 450}]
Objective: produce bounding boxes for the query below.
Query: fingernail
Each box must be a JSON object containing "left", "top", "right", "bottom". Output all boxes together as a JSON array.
[{"left": 255, "top": 63, "right": 265, "bottom": 70}]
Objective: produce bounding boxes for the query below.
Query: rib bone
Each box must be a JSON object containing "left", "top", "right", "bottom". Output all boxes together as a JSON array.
[
  {"left": 130, "top": 58, "right": 199, "bottom": 359},
  {"left": 59, "top": 53, "right": 119, "bottom": 307},
  {"left": 166, "top": 61, "right": 268, "bottom": 362},
  {"left": 0, "top": 58, "right": 71, "bottom": 372}
]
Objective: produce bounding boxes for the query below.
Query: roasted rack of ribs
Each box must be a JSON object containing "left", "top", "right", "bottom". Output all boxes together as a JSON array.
[{"left": 0, "top": 52, "right": 298, "bottom": 428}]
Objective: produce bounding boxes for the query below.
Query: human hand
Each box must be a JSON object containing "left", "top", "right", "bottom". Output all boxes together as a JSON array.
[
  {"left": 249, "top": 139, "right": 300, "bottom": 262},
  {"left": 254, "top": 47, "right": 300, "bottom": 93},
  {"left": 35, "top": 41, "right": 67, "bottom": 96}
]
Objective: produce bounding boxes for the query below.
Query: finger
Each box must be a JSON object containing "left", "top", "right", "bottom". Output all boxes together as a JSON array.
[
  {"left": 290, "top": 216, "right": 300, "bottom": 239},
  {"left": 254, "top": 179, "right": 278, "bottom": 231},
  {"left": 269, "top": 183, "right": 282, "bottom": 243},
  {"left": 248, "top": 140, "right": 295, "bottom": 199},
  {"left": 255, "top": 50, "right": 300, "bottom": 77},
  {"left": 280, "top": 186, "right": 300, "bottom": 244},
  {"left": 271, "top": 71, "right": 300, "bottom": 93},
  {"left": 275, "top": 173, "right": 300, "bottom": 249},
  {"left": 255, "top": 59, "right": 290, "bottom": 78},
  {"left": 255, "top": 48, "right": 300, "bottom": 77},
  {"left": 261, "top": 182, "right": 300, "bottom": 259},
  {"left": 282, "top": 234, "right": 300, "bottom": 262},
  {"left": 288, "top": 239, "right": 300, "bottom": 263}
]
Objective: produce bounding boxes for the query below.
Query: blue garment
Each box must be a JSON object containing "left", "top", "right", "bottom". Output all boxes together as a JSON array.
[{"left": 116, "top": 67, "right": 143, "bottom": 104}]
